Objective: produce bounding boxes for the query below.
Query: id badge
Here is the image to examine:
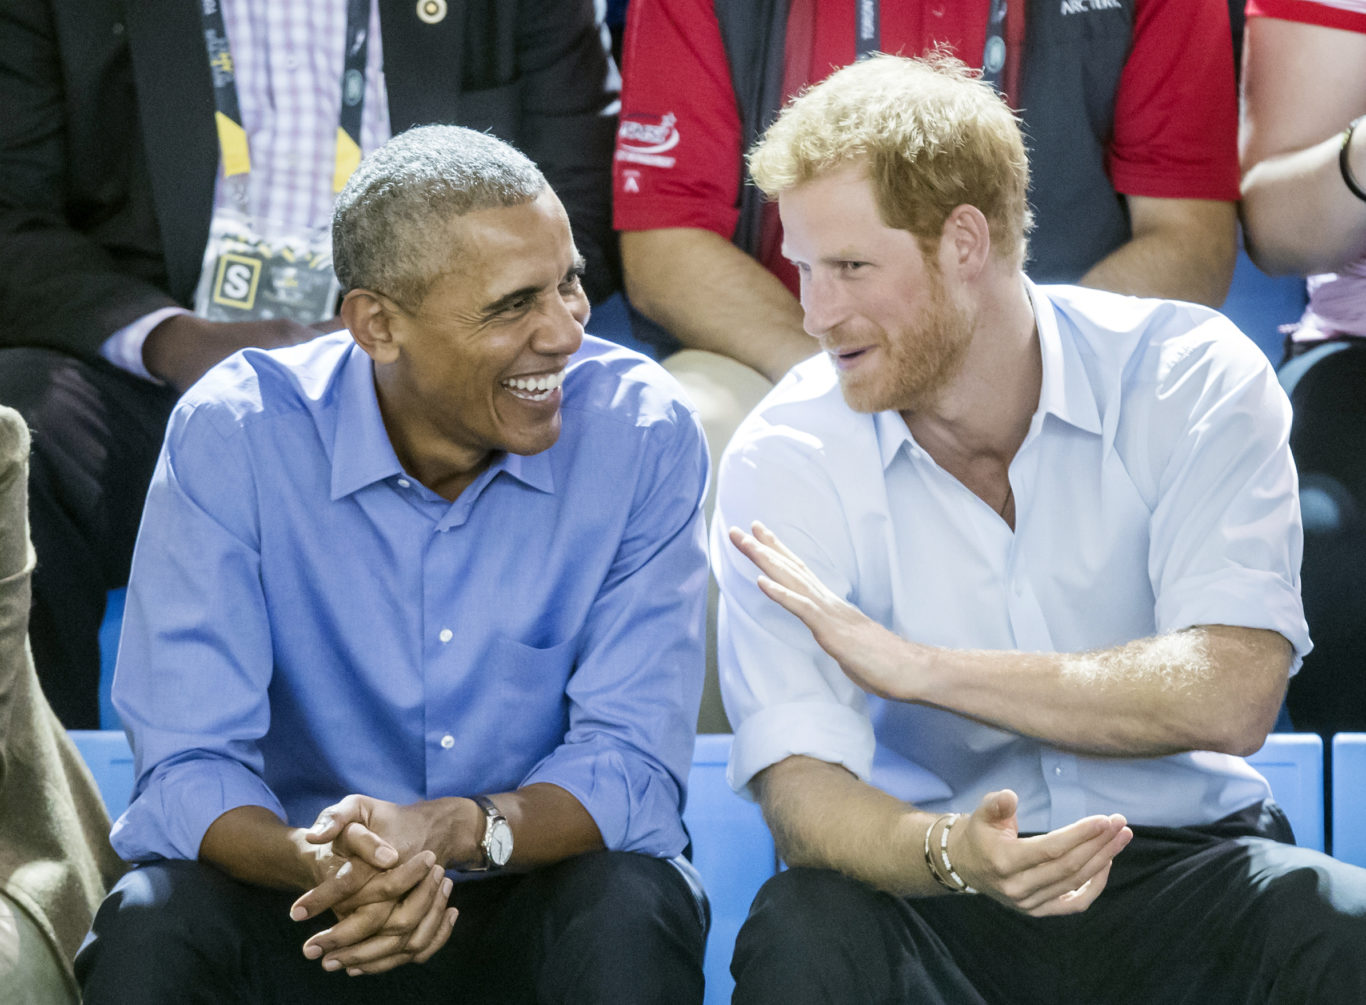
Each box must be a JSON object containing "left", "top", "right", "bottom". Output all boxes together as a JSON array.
[{"left": 193, "top": 209, "right": 340, "bottom": 324}]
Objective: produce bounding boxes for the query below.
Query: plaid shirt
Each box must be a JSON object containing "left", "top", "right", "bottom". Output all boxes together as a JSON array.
[{"left": 216, "top": 0, "right": 391, "bottom": 231}]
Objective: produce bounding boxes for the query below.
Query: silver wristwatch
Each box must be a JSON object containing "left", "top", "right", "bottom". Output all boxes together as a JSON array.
[{"left": 470, "top": 794, "right": 513, "bottom": 871}]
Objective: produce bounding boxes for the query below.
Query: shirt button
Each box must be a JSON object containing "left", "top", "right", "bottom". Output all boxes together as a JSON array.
[
  {"left": 440, "top": 734, "right": 455, "bottom": 749},
  {"left": 1054, "top": 765, "right": 1064, "bottom": 776},
  {"left": 439, "top": 628, "right": 453, "bottom": 643},
  {"left": 397, "top": 478, "right": 411, "bottom": 489}
]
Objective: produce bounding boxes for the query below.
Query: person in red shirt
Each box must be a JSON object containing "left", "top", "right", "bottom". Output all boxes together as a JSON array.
[{"left": 615, "top": 0, "right": 1241, "bottom": 730}]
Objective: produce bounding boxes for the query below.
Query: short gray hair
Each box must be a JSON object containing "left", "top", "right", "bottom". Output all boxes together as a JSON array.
[{"left": 332, "top": 125, "right": 547, "bottom": 309}]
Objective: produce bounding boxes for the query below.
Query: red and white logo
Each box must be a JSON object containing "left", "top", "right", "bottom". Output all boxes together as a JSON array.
[{"left": 615, "top": 112, "right": 680, "bottom": 169}]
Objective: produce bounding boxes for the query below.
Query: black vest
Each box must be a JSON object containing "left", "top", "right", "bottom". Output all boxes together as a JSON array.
[{"left": 715, "top": 0, "right": 1135, "bottom": 283}]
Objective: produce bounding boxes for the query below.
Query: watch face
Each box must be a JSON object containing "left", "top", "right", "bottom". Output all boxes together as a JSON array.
[{"left": 488, "top": 819, "right": 513, "bottom": 866}]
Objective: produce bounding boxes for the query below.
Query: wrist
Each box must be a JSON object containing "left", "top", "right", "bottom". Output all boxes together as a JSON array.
[
  {"left": 924, "top": 813, "right": 977, "bottom": 894},
  {"left": 141, "top": 314, "right": 202, "bottom": 384},
  {"left": 426, "top": 796, "right": 485, "bottom": 870}
]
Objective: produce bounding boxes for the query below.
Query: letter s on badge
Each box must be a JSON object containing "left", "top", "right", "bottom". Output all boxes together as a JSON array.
[{"left": 212, "top": 254, "right": 262, "bottom": 310}]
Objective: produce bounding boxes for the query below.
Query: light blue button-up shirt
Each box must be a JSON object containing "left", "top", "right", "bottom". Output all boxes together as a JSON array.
[
  {"left": 715, "top": 282, "right": 1310, "bottom": 832},
  {"left": 111, "top": 332, "right": 709, "bottom": 863}
]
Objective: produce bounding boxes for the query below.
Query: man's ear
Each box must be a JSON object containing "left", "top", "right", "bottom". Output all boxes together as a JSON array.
[
  {"left": 939, "top": 204, "right": 992, "bottom": 281},
  {"left": 341, "top": 289, "right": 401, "bottom": 364}
]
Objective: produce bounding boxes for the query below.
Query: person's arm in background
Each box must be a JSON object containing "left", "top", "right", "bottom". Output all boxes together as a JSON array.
[
  {"left": 0, "top": 409, "right": 33, "bottom": 749},
  {"left": 1240, "top": 13, "right": 1366, "bottom": 276},
  {"left": 614, "top": 0, "right": 813, "bottom": 379},
  {"left": 0, "top": 0, "right": 322, "bottom": 388},
  {"left": 1077, "top": 0, "right": 1239, "bottom": 306},
  {"left": 622, "top": 228, "right": 811, "bottom": 381},
  {"left": 1077, "top": 196, "right": 1237, "bottom": 307}
]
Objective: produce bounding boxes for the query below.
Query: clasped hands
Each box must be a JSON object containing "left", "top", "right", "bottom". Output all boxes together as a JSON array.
[{"left": 288, "top": 794, "right": 462, "bottom": 977}]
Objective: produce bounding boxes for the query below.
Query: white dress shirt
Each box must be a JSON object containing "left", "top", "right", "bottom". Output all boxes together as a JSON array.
[{"left": 713, "top": 280, "right": 1310, "bottom": 833}]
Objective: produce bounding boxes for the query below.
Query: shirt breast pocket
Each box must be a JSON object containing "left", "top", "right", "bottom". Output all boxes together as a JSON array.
[{"left": 486, "top": 632, "right": 577, "bottom": 751}]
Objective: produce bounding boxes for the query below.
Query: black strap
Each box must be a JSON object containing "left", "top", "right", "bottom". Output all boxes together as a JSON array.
[
  {"left": 981, "top": 0, "right": 1009, "bottom": 91},
  {"left": 197, "top": 0, "right": 370, "bottom": 189},
  {"left": 715, "top": 0, "right": 791, "bottom": 259},
  {"left": 855, "top": 0, "right": 880, "bottom": 60}
]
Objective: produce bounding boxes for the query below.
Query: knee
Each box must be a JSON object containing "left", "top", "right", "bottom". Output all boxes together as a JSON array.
[
  {"left": 1258, "top": 858, "right": 1366, "bottom": 993},
  {"left": 76, "top": 860, "right": 272, "bottom": 997},
  {"left": 80, "top": 862, "right": 209, "bottom": 958},
  {"left": 732, "top": 867, "right": 895, "bottom": 999},
  {"left": 531, "top": 852, "right": 705, "bottom": 1003},
  {"left": 545, "top": 851, "right": 703, "bottom": 946}
]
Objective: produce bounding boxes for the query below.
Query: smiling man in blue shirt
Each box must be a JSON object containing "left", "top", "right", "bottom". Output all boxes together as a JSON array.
[{"left": 76, "top": 125, "right": 709, "bottom": 1003}]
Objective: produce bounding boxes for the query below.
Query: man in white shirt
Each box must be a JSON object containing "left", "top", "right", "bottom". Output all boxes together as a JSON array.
[{"left": 713, "top": 53, "right": 1366, "bottom": 1003}]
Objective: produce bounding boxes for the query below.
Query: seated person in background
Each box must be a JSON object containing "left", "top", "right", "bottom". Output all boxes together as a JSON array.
[
  {"left": 76, "top": 126, "right": 709, "bottom": 1003},
  {"left": 0, "top": 0, "right": 620, "bottom": 730},
  {"left": 613, "top": 0, "right": 1239, "bottom": 424},
  {"left": 713, "top": 54, "right": 1366, "bottom": 1003},
  {"left": 1240, "top": 0, "right": 1366, "bottom": 738},
  {"left": 614, "top": 0, "right": 1240, "bottom": 731},
  {"left": 0, "top": 405, "right": 124, "bottom": 1004}
]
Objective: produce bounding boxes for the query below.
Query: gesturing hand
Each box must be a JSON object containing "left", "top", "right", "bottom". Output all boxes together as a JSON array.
[
  {"left": 292, "top": 795, "right": 459, "bottom": 976},
  {"left": 729, "top": 521, "right": 919, "bottom": 700},
  {"left": 949, "top": 790, "right": 1132, "bottom": 916}
]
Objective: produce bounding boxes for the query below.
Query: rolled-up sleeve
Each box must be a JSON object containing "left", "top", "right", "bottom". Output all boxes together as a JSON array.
[
  {"left": 522, "top": 399, "right": 710, "bottom": 856},
  {"left": 110, "top": 396, "right": 284, "bottom": 862},
  {"left": 1135, "top": 318, "right": 1311, "bottom": 669},
  {"left": 711, "top": 421, "right": 879, "bottom": 799}
]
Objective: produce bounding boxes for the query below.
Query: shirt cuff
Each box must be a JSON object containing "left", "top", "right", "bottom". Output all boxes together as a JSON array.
[
  {"left": 99, "top": 307, "right": 190, "bottom": 382},
  {"left": 1156, "top": 568, "right": 1312, "bottom": 675},
  {"left": 521, "top": 742, "right": 688, "bottom": 859},
  {"left": 728, "top": 700, "right": 877, "bottom": 798},
  {"left": 110, "top": 756, "right": 287, "bottom": 862}
]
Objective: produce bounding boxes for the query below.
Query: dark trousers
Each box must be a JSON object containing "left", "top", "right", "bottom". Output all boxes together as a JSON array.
[
  {"left": 77, "top": 850, "right": 705, "bottom": 1004},
  {"left": 0, "top": 347, "right": 177, "bottom": 728},
  {"left": 1278, "top": 339, "right": 1366, "bottom": 737},
  {"left": 732, "top": 803, "right": 1366, "bottom": 1004}
]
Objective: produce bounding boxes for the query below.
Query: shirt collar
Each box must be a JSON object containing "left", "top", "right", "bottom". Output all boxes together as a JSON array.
[
  {"left": 1026, "top": 279, "right": 1102, "bottom": 436},
  {"left": 328, "top": 345, "right": 556, "bottom": 500},
  {"left": 872, "top": 279, "right": 1102, "bottom": 470}
]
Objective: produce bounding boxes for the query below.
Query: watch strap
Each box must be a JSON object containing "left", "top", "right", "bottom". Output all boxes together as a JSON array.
[{"left": 471, "top": 794, "right": 509, "bottom": 871}]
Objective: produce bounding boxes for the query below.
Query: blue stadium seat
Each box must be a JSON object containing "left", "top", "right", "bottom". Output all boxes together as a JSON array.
[
  {"left": 1219, "top": 240, "right": 1306, "bottom": 364},
  {"left": 98, "top": 587, "right": 126, "bottom": 730},
  {"left": 1246, "top": 732, "right": 1325, "bottom": 851},
  {"left": 68, "top": 728, "right": 135, "bottom": 816},
  {"left": 684, "top": 733, "right": 776, "bottom": 1005},
  {"left": 1331, "top": 733, "right": 1366, "bottom": 867}
]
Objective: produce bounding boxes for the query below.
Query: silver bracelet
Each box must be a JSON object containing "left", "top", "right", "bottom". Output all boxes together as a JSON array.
[
  {"left": 923, "top": 812, "right": 957, "bottom": 890},
  {"left": 937, "top": 813, "right": 978, "bottom": 894}
]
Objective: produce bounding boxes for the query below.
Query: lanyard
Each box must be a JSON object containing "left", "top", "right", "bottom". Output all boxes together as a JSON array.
[
  {"left": 981, "top": 0, "right": 1009, "bottom": 91},
  {"left": 855, "top": 0, "right": 880, "bottom": 59},
  {"left": 852, "top": 0, "right": 1011, "bottom": 95},
  {"left": 198, "top": 0, "right": 370, "bottom": 195}
]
